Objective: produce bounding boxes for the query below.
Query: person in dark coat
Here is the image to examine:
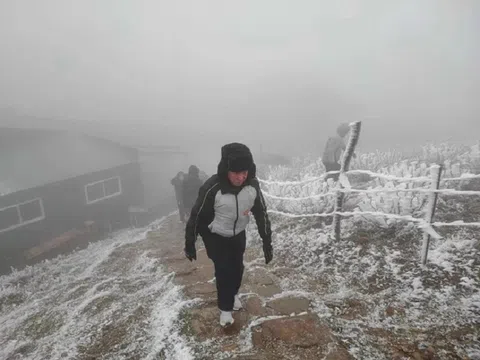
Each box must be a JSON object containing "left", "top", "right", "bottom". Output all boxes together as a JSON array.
[
  {"left": 171, "top": 171, "right": 186, "bottom": 222},
  {"left": 182, "top": 165, "right": 204, "bottom": 220},
  {"left": 322, "top": 123, "right": 352, "bottom": 181},
  {"left": 184, "top": 143, "right": 273, "bottom": 327}
]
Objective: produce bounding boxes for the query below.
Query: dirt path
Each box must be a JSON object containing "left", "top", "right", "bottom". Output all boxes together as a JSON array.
[{"left": 147, "top": 216, "right": 353, "bottom": 360}]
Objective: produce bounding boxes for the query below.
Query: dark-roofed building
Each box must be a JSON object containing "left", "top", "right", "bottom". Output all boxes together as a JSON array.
[{"left": 0, "top": 128, "right": 145, "bottom": 273}]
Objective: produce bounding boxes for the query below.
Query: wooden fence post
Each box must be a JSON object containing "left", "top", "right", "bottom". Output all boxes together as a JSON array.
[
  {"left": 421, "top": 164, "right": 442, "bottom": 265},
  {"left": 332, "top": 121, "right": 362, "bottom": 240}
]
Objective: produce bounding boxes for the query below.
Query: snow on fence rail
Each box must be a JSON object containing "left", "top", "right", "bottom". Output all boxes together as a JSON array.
[
  {"left": 261, "top": 186, "right": 480, "bottom": 201},
  {"left": 259, "top": 170, "right": 480, "bottom": 187},
  {"left": 257, "top": 121, "right": 480, "bottom": 265}
]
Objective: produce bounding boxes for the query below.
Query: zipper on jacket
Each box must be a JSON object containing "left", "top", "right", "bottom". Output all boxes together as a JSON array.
[{"left": 233, "top": 194, "right": 239, "bottom": 236}]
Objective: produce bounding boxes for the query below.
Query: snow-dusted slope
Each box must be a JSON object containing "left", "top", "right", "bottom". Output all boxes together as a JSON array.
[
  {"left": 0, "top": 217, "right": 195, "bottom": 360},
  {"left": 253, "top": 143, "right": 480, "bottom": 358}
]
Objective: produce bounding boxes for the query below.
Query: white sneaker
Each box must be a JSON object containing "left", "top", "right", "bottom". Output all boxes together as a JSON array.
[
  {"left": 220, "top": 311, "right": 234, "bottom": 327},
  {"left": 233, "top": 295, "right": 242, "bottom": 311}
]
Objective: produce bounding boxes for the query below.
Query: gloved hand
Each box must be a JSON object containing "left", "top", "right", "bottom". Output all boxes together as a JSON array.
[
  {"left": 184, "top": 242, "right": 197, "bottom": 261},
  {"left": 263, "top": 243, "right": 273, "bottom": 264}
]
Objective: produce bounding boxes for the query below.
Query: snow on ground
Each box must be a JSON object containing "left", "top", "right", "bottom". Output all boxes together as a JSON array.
[
  {"left": 1, "top": 143, "right": 478, "bottom": 359},
  {"left": 0, "top": 216, "right": 196, "bottom": 360},
  {"left": 253, "top": 143, "right": 480, "bottom": 358}
]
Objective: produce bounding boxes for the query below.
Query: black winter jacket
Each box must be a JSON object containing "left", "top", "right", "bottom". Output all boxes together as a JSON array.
[
  {"left": 185, "top": 144, "right": 272, "bottom": 247},
  {"left": 182, "top": 167, "right": 203, "bottom": 210}
]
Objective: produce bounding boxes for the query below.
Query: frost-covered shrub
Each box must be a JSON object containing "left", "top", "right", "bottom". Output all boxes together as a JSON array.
[
  {"left": 261, "top": 143, "right": 480, "bottom": 228},
  {"left": 352, "top": 143, "right": 480, "bottom": 177},
  {"left": 262, "top": 178, "right": 338, "bottom": 215}
]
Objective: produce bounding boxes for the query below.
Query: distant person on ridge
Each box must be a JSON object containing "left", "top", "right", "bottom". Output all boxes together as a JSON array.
[
  {"left": 322, "top": 122, "right": 353, "bottom": 181},
  {"left": 184, "top": 143, "right": 273, "bottom": 327},
  {"left": 171, "top": 171, "right": 186, "bottom": 222},
  {"left": 182, "top": 165, "right": 203, "bottom": 221}
]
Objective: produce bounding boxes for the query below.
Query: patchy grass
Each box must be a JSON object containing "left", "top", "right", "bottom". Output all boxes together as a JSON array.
[
  {"left": 178, "top": 308, "right": 195, "bottom": 338},
  {"left": 22, "top": 311, "right": 65, "bottom": 340},
  {"left": 0, "top": 292, "right": 25, "bottom": 310},
  {"left": 251, "top": 214, "right": 480, "bottom": 358}
]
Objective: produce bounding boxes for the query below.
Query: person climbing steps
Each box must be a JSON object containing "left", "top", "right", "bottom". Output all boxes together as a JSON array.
[{"left": 184, "top": 142, "right": 273, "bottom": 327}]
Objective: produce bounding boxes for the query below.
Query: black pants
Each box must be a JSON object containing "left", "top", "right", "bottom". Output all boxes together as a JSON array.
[
  {"left": 323, "top": 161, "right": 341, "bottom": 181},
  {"left": 176, "top": 200, "right": 186, "bottom": 221},
  {"left": 202, "top": 231, "right": 246, "bottom": 311}
]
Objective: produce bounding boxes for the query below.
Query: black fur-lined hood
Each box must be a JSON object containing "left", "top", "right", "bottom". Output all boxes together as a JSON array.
[{"left": 217, "top": 143, "right": 256, "bottom": 181}]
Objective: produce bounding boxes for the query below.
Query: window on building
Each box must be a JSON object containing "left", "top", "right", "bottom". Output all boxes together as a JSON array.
[
  {"left": 85, "top": 176, "right": 122, "bottom": 204},
  {"left": 19, "top": 199, "right": 44, "bottom": 222},
  {"left": 86, "top": 182, "right": 104, "bottom": 203},
  {"left": 104, "top": 177, "right": 121, "bottom": 197},
  {"left": 0, "top": 198, "right": 45, "bottom": 233}
]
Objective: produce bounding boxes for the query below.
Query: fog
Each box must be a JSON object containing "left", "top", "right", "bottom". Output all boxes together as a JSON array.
[
  {"left": 2, "top": 2, "right": 480, "bottom": 354},
  {"left": 1, "top": 0, "right": 479, "bottom": 163}
]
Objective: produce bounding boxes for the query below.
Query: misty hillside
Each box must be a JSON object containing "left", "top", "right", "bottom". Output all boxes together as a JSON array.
[
  {"left": 1, "top": 1, "right": 479, "bottom": 358},
  {"left": 0, "top": 108, "right": 187, "bottom": 149},
  {"left": 1, "top": 142, "right": 479, "bottom": 359}
]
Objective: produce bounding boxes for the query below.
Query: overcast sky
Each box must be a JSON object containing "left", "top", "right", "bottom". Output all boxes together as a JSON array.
[{"left": 1, "top": 0, "right": 479, "bottom": 156}]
